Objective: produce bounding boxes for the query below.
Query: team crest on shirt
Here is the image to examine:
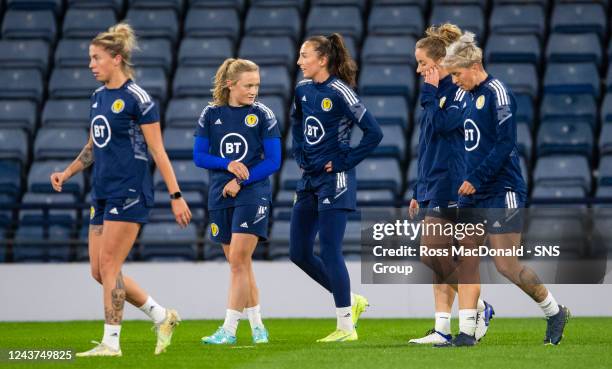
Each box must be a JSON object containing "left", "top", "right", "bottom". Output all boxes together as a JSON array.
[
  {"left": 244, "top": 114, "right": 259, "bottom": 127},
  {"left": 111, "top": 99, "right": 125, "bottom": 113},
  {"left": 211, "top": 223, "right": 219, "bottom": 237},
  {"left": 90, "top": 206, "right": 95, "bottom": 220},
  {"left": 321, "top": 98, "right": 333, "bottom": 111},
  {"left": 476, "top": 95, "right": 485, "bottom": 110},
  {"left": 439, "top": 96, "right": 447, "bottom": 108}
]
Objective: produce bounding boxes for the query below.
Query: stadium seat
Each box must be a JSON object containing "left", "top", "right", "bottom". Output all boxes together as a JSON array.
[
  {"left": 28, "top": 160, "right": 85, "bottom": 195},
  {"left": 367, "top": 5, "right": 423, "bottom": 37},
  {"left": 356, "top": 158, "right": 401, "bottom": 194},
  {"left": 178, "top": 38, "right": 233, "bottom": 68},
  {"left": 515, "top": 93, "right": 534, "bottom": 128},
  {"left": 54, "top": 39, "right": 90, "bottom": 68},
  {"left": 599, "top": 156, "right": 612, "bottom": 187},
  {"left": 490, "top": 4, "right": 545, "bottom": 39},
  {"left": 150, "top": 190, "right": 206, "bottom": 224},
  {"left": 306, "top": 6, "right": 363, "bottom": 43},
  {"left": 184, "top": 8, "right": 240, "bottom": 43},
  {"left": 132, "top": 39, "right": 173, "bottom": 75},
  {"left": 359, "top": 65, "right": 415, "bottom": 101},
  {"left": 34, "top": 128, "right": 88, "bottom": 161},
  {"left": 485, "top": 34, "right": 541, "bottom": 65},
  {"left": 537, "top": 121, "right": 593, "bottom": 159},
  {"left": 140, "top": 223, "right": 198, "bottom": 261},
  {"left": 488, "top": 63, "right": 538, "bottom": 99},
  {"left": 600, "top": 124, "right": 612, "bottom": 156},
  {"left": 62, "top": 8, "right": 117, "bottom": 39},
  {"left": 268, "top": 220, "right": 291, "bottom": 259},
  {"left": 133, "top": 67, "right": 167, "bottom": 102},
  {"left": 524, "top": 218, "right": 587, "bottom": 258},
  {"left": 533, "top": 155, "right": 591, "bottom": 191},
  {"left": 357, "top": 189, "right": 396, "bottom": 206},
  {"left": 311, "top": 0, "right": 366, "bottom": 11},
  {"left": 540, "top": 94, "right": 597, "bottom": 127},
  {"left": 0, "top": 69, "right": 44, "bottom": 104},
  {"left": 128, "top": 0, "right": 184, "bottom": 14},
  {"left": 361, "top": 96, "right": 409, "bottom": 129},
  {"left": 550, "top": 3, "right": 607, "bottom": 39},
  {"left": 0, "top": 160, "right": 22, "bottom": 197},
  {"left": 372, "top": 0, "right": 428, "bottom": 8},
  {"left": 361, "top": 36, "right": 416, "bottom": 67},
  {"left": 239, "top": 36, "right": 296, "bottom": 68},
  {"left": 190, "top": 0, "right": 246, "bottom": 12},
  {"left": 546, "top": 33, "right": 602, "bottom": 68},
  {"left": 41, "top": 100, "right": 89, "bottom": 128},
  {"left": 351, "top": 125, "right": 406, "bottom": 161},
  {"left": 48, "top": 68, "right": 99, "bottom": 100},
  {"left": 244, "top": 6, "right": 302, "bottom": 41},
  {"left": 543, "top": 62, "right": 600, "bottom": 98},
  {"left": 430, "top": 5, "right": 484, "bottom": 40},
  {"left": 596, "top": 185, "right": 612, "bottom": 200},
  {"left": 67, "top": 0, "right": 123, "bottom": 13},
  {"left": 13, "top": 225, "right": 72, "bottom": 262},
  {"left": 2, "top": 10, "right": 57, "bottom": 43},
  {"left": 125, "top": 9, "right": 179, "bottom": 44},
  {"left": 0, "top": 100, "right": 37, "bottom": 134},
  {"left": 165, "top": 98, "right": 207, "bottom": 128},
  {"left": 20, "top": 192, "right": 78, "bottom": 226},
  {"left": 406, "top": 157, "right": 418, "bottom": 190},
  {"left": 279, "top": 159, "right": 301, "bottom": 190},
  {"left": 0, "top": 40, "right": 50, "bottom": 75},
  {"left": 172, "top": 66, "right": 216, "bottom": 98},
  {"left": 154, "top": 160, "right": 208, "bottom": 192},
  {"left": 163, "top": 128, "right": 194, "bottom": 160},
  {"left": 602, "top": 93, "right": 612, "bottom": 124},
  {"left": 259, "top": 66, "right": 291, "bottom": 101},
  {"left": 531, "top": 185, "right": 586, "bottom": 202},
  {"left": 517, "top": 122, "right": 532, "bottom": 161},
  {"left": 257, "top": 95, "right": 286, "bottom": 133},
  {"left": 0, "top": 129, "right": 28, "bottom": 165},
  {"left": 7, "top": 0, "right": 62, "bottom": 14}
]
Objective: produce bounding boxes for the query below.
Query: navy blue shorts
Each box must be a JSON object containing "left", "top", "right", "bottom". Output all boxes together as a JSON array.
[
  {"left": 295, "top": 169, "right": 357, "bottom": 211},
  {"left": 90, "top": 196, "right": 151, "bottom": 225},
  {"left": 209, "top": 204, "right": 270, "bottom": 244},
  {"left": 458, "top": 190, "right": 525, "bottom": 234},
  {"left": 418, "top": 199, "right": 458, "bottom": 222}
]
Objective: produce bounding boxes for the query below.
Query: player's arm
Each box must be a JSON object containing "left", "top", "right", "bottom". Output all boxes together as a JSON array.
[
  {"left": 420, "top": 83, "right": 465, "bottom": 135},
  {"left": 240, "top": 108, "right": 282, "bottom": 186},
  {"left": 50, "top": 136, "right": 94, "bottom": 192}
]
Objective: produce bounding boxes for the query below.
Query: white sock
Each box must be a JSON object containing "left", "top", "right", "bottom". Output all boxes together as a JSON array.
[
  {"left": 477, "top": 298, "right": 486, "bottom": 312},
  {"left": 222, "top": 309, "right": 242, "bottom": 336},
  {"left": 244, "top": 305, "right": 264, "bottom": 330},
  {"left": 102, "top": 324, "right": 121, "bottom": 351},
  {"left": 138, "top": 296, "right": 167, "bottom": 324},
  {"left": 336, "top": 306, "right": 354, "bottom": 332},
  {"left": 458, "top": 309, "right": 477, "bottom": 336},
  {"left": 434, "top": 312, "right": 451, "bottom": 335},
  {"left": 538, "top": 292, "right": 560, "bottom": 317},
  {"left": 350, "top": 292, "right": 355, "bottom": 305}
]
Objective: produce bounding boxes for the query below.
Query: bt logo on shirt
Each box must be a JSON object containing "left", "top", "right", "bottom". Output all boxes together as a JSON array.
[
  {"left": 220, "top": 132, "right": 248, "bottom": 161},
  {"left": 304, "top": 116, "right": 325, "bottom": 145},
  {"left": 91, "top": 115, "right": 112, "bottom": 148},
  {"left": 464, "top": 119, "right": 481, "bottom": 151}
]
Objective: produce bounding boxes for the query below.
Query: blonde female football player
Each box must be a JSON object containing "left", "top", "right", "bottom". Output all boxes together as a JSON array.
[
  {"left": 50, "top": 23, "right": 192, "bottom": 356},
  {"left": 194, "top": 58, "right": 281, "bottom": 344}
]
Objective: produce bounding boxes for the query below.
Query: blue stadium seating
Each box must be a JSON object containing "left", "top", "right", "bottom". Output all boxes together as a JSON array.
[
  {"left": 48, "top": 68, "right": 99, "bottom": 100},
  {"left": 490, "top": 4, "right": 545, "bottom": 39},
  {"left": 488, "top": 63, "right": 538, "bottom": 99},
  {"left": 165, "top": 98, "right": 207, "bottom": 128},
  {"left": 268, "top": 220, "right": 291, "bottom": 259},
  {"left": 0, "top": 40, "right": 50, "bottom": 75},
  {"left": 7, "top": 0, "right": 62, "bottom": 14},
  {"left": 239, "top": 36, "right": 296, "bottom": 68},
  {"left": 430, "top": 5, "right": 484, "bottom": 40},
  {"left": 178, "top": 38, "right": 234, "bottom": 67},
  {"left": 485, "top": 34, "right": 541, "bottom": 65},
  {"left": 54, "top": 39, "right": 90, "bottom": 68},
  {"left": 34, "top": 128, "right": 88, "bottom": 161},
  {"left": 133, "top": 67, "right": 167, "bottom": 102},
  {"left": 351, "top": 125, "right": 406, "bottom": 160},
  {"left": 0, "top": 160, "right": 22, "bottom": 197},
  {"left": 163, "top": 128, "right": 194, "bottom": 160},
  {"left": 132, "top": 39, "right": 173, "bottom": 74},
  {"left": 359, "top": 65, "right": 415, "bottom": 101},
  {"left": 172, "top": 66, "right": 216, "bottom": 98},
  {"left": 356, "top": 158, "right": 401, "bottom": 194},
  {"left": 306, "top": 6, "right": 363, "bottom": 42},
  {"left": 0, "top": 100, "right": 38, "bottom": 134},
  {"left": 128, "top": 0, "right": 184, "bottom": 14},
  {"left": 125, "top": 9, "right": 179, "bottom": 44},
  {"left": 367, "top": 5, "right": 423, "bottom": 37},
  {"left": 190, "top": 0, "right": 246, "bottom": 12},
  {"left": 258, "top": 66, "right": 291, "bottom": 101},
  {"left": 244, "top": 6, "right": 302, "bottom": 41},
  {"left": 599, "top": 156, "right": 612, "bottom": 187},
  {"left": 602, "top": 93, "right": 612, "bottom": 124},
  {"left": 140, "top": 223, "right": 198, "bottom": 261},
  {"left": 150, "top": 190, "right": 206, "bottom": 224},
  {"left": 596, "top": 185, "right": 612, "bottom": 200},
  {"left": 361, "top": 36, "right": 416, "bottom": 66},
  {"left": 67, "top": 0, "right": 123, "bottom": 13},
  {"left": 517, "top": 122, "right": 532, "bottom": 161},
  {"left": 515, "top": 93, "right": 534, "bottom": 128},
  {"left": 533, "top": 155, "right": 591, "bottom": 191},
  {"left": 41, "top": 99, "right": 89, "bottom": 128},
  {"left": 600, "top": 124, "right": 612, "bottom": 156},
  {"left": 279, "top": 158, "right": 301, "bottom": 189},
  {"left": 550, "top": 3, "right": 607, "bottom": 39},
  {"left": 13, "top": 225, "right": 71, "bottom": 262},
  {"left": 20, "top": 192, "right": 77, "bottom": 226},
  {"left": 184, "top": 8, "right": 240, "bottom": 42},
  {"left": 357, "top": 189, "right": 396, "bottom": 206},
  {"left": 546, "top": 33, "right": 603, "bottom": 67},
  {"left": 2, "top": 10, "right": 57, "bottom": 43},
  {"left": 531, "top": 185, "right": 586, "bottom": 202},
  {"left": 524, "top": 218, "right": 587, "bottom": 257},
  {"left": 28, "top": 160, "right": 85, "bottom": 195},
  {"left": 406, "top": 157, "right": 418, "bottom": 190},
  {"left": 361, "top": 96, "right": 409, "bottom": 129},
  {"left": 0, "top": 69, "right": 44, "bottom": 104},
  {"left": 536, "top": 122, "right": 593, "bottom": 159},
  {"left": 540, "top": 94, "right": 597, "bottom": 127},
  {"left": 543, "top": 63, "right": 600, "bottom": 97},
  {"left": 154, "top": 160, "right": 208, "bottom": 192},
  {"left": 257, "top": 95, "right": 286, "bottom": 132},
  {"left": 606, "top": 64, "right": 612, "bottom": 92},
  {"left": 0, "top": 129, "right": 29, "bottom": 165},
  {"left": 311, "top": 0, "right": 366, "bottom": 11},
  {"left": 62, "top": 8, "right": 117, "bottom": 39}
]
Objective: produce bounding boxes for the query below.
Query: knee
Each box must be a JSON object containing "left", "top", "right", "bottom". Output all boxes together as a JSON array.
[
  {"left": 99, "top": 253, "right": 117, "bottom": 280},
  {"left": 229, "top": 255, "right": 249, "bottom": 275}
]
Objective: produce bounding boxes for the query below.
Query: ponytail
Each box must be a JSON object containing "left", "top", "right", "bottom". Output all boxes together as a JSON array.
[
  {"left": 92, "top": 22, "right": 138, "bottom": 80},
  {"left": 306, "top": 33, "right": 358, "bottom": 88},
  {"left": 211, "top": 58, "right": 259, "bottom": 106}
]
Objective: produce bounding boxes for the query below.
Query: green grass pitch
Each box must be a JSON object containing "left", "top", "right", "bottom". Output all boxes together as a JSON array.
[{"left": 2, "top": 318, "right": 611, "bottom": 369}]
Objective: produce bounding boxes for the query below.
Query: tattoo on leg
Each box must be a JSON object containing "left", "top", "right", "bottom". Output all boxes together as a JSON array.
[
  {"left": 105, "top": 272, "right": 126, "bottom": 325},
  {"left": 518, "top": 266, "right": 547, "bottom": 301},
  {"left": 89, "top": 225, "right": 103, "bottom": 236}
]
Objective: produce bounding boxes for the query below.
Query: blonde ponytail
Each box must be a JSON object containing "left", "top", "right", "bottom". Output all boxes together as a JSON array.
[{"left": 91, "top": 22, "right": 138, "bottom": 80}]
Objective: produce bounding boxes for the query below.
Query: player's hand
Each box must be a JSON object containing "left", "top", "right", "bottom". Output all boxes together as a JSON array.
[
  {"left": 408, "top": 198, "right": 419, "bottom": 219},
  {"left": 324, "top": 161, "right": 333, "bottom": 172},
  {"left": 222, "top": 179, "right": 242, "bottom": 198},
  {"left": 171, "top": 197, "right": 192, "bottom": 228},
  {"left": 50, "top": 171, "right": 69, "bottom": 192},
  {"left": 227, "top": 161, "right": 249, "bottom": 181},
  {"left": 424, "top": 65, "right": 439, "bottom": 88},
  {"left": 458, "top": 181, "right": 476, "bottom": 196}
]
